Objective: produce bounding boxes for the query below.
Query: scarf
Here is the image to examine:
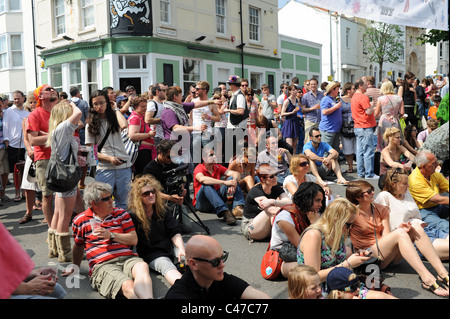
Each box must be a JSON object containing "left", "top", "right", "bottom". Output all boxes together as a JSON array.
[{"left": 163, "top": 100, "right": 188, "bottom": 126}]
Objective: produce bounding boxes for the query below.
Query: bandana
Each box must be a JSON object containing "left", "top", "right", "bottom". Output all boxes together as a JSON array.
[{"left": 34, "top": 85, "right": 45, "bottom": 108}]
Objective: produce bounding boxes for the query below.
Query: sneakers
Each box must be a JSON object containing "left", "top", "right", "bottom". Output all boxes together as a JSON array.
[
  {"left": 231, "top": 205, "right": 244, "bottom": 219},
  {"left": 221, "top": 210, "right": 237, "bottom": 225},
  {"left": 366, "top": 174, "right": 380, "bottom": 179}
]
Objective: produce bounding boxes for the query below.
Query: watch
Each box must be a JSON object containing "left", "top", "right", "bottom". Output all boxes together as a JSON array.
[{"left": 110, "top": 232, "right": 115, "bottom": 241}]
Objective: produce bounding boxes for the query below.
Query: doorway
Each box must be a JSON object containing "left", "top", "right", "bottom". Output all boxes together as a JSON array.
[{"left": 119, "top": 77, "right": 142, "bottom": 95}]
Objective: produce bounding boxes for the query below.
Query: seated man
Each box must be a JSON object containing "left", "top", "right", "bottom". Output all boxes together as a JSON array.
[
  {"left": 408, "top": 150, "right": 449, "bottom": 233},
  {"left": 303, "top": 127, "right": 348, "bottom": 187},
  {"left": 63, "top": 182, "right": 153, "bottom": 299},
  {"left": 193, "top": 147, "right": 245, "bottom": 225},
  {"left": 165, "top": 235, "right": 271, "bottom": 299},
  {"left": 256, "top": 135, "right": 292, "bottom": 185}
]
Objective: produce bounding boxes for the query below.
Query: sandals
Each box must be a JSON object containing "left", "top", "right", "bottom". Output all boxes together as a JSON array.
[
  {"left": 19, "top": 214, "right": 32, "bottom": 224},
  {"left": 344, "top": 169, "right": 354, "bottom": 173},
  {"left": 438, "top": 275, "right": 450, "bottom": 288},
  {"left": 420, "top": 277, "right": 449, "bottom": 298},
  {"left": 14, "top": 196, "right": 23, "bottom": 202}
]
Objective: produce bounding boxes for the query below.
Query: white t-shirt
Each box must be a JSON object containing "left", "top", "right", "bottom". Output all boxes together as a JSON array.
[
  {"left": 282, "top": 174, "right": 316, "bottom": 200},
  {"left": 191, "top": 103, "right": 213, "bottom": 135},
  {"left": 374, "top": 190, "right": 425, "bottom": 231},
  {"left": 147, "top": 100, "right": 164, "bottom": 139},
  {"left": 270, "top": 210, "right": 296, "bottom": 251}
]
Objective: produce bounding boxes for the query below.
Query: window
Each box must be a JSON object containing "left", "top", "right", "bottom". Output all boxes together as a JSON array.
[
  {"left": 118, "top": 55, "right": 147, "bottom": 69},
  {"left": 81, "top": 0, "right": 94, "bottom": 29},
  {"left": 183, "top": 58, "right": 200, "bottom": 94},
  {"left": 70, "top": 61, "right": 82, "bottom": 92},
  {"left": 249, "top": 6, "right": 260, "bottom": 42},
  {"left": 0, "top": 0, "right": 21, "bottom": 12},
  {"left": 54, "top": 0, "right": 66, "bottom": 36},
  {"left": 10, "top": 35, "right": 22, "bottom": 67},
  {"left": 439, "top": 42, "right": 443, "bottom": 59},
  {"left": 87, "top": 60, "right": 98, "bottom": 96},
  {"left": 160, "top": 0, "right": 170, "bottom": 24},
  {"left": 0, "top": 34, "right": 23, "bottom": 69},
  {"left": 0, "top": 35, "right": 7, "bottom": 69},
  {"left": 50, "top": 65, "right": 63, "bottom": 92},
  {"left": 346, "top": 28, "right": 350, "bottom": 48},
  {"left": 216, "top": 0, "right": 226, "bottom": 35}
]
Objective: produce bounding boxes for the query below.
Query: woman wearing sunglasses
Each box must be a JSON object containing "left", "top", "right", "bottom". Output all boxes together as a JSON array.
[
  {"left": 128, "top": 175, "right": 185, "bottom": 286},
  {"left": 283, "top": 154, "right": 332, "bottom": 203},
  {"left": 346, "top": 180, "right": 449, "bottom": 297},
  {"left": 241, "top": 164, "right": 291, "bottom": 241}
]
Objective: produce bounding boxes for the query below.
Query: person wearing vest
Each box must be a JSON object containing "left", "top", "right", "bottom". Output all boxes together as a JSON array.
[{"left": 225, "top": 75, "right": 249, "bottom": 129}]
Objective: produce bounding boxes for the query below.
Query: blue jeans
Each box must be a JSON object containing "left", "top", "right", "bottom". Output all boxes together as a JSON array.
[
  {"left": 354, "top": 127, "right": 375, "bottom": 178},
  {"left": 96, "top": 167, "right": 132, "bottom": 210},
  {"left": 195, "top": 177, "right": 245, "bottom": 216},
  {"left": 419, "top": 205, "right": 449, "bottom": 234}
]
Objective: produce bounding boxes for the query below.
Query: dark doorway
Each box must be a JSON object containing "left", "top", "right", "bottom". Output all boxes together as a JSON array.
[
  {"left": 119, "top": 77, "right": 142, "bottom": 95},
  {"left": 163, "top": 63, "right": 174, "bottom": 86}
]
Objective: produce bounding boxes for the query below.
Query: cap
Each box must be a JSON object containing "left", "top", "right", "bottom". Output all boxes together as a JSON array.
[
  {"left": 326, "top": 267, "right": 360, "bottom": 292},
  {"left": 116, "top": 95, "right": 127, "bottom": 103},
  {"left": 227, "top": 75, "right": 241, "bottom": 85}
]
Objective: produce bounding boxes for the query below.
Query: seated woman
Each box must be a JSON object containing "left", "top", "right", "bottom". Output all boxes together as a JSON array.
[
  {"left": 402, "top": 124, "right": 421, "bottom": 156},
  {"left": 375, "top": 168, "right": 449, "bottom": 261},
  {"left": 283, "top": 154, "right": 332, "bottom": 204},
  {"left": 242, "top": 164, "right": 291, "bottom": 241},
  {"left": 128, "top": 175, "right": 185, "bottom": 286},
  {"left": 346, "top": 180, "right": 449, "bottom": 297},
  {"left": 255, "top": 114, "right": 293, "bottom": 155},
  {"left": 297, "top": 198, "right": 371, "bottom": 292},
  {"left": 379, "top": 127, "right": 415, "bottom": 189},
  {"left": 227, "top": 148, "right": 256, "bottom": 193},
  {"left": 270, "top": 182, "right": 326, "bottom": 278}
]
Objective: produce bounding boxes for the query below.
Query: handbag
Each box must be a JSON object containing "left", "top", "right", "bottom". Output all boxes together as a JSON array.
[
  {"left": 121, "top": 128, "right": 140, "bottom": 164},
  {"left": 260, "top": 245, "right": 282, "bottom": 280},
  {"left": 341, "top": 120, "right": 355, "bottom": 138},
  {"left": 46, "top": 134, "right": 82, "bottom": 193}
]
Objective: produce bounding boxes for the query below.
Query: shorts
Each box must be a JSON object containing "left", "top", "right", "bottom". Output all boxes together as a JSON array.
[
  {"left": 90, "top": 256, "right": 144, "bottom": 299},
  {"left": 241, "top": 216, "right": 253, "bottom": 240},
  {"left": 0, "top": 149, "right": 8, "bottom": 175},
  {"left": 35, "top": 159, "right": 54, "bottom": 196},
  {"left": 149, "top": 256, "right": 177, "bottom": 277},
  {"left": 55, "top": 188, "right": 77, "bottom": 198}
]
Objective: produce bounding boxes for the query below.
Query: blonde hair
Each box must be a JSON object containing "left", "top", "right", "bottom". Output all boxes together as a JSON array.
[
  {"left": 289, "top": 154, "right": 309, "bottom": 175},
  {"left": 288, "top": 265, "right": 320, "bottom": 299},
  {"left": 326, "top": 272, "right": 359, "bottom": 300},
  {"left": 45, "top": 100, "right": 73, "bottom": 148},
  {"left": 306, "top": 198, "right": 358, "bottom": 254},
  {"left": 383, "top": 126, "right": 401, "bottom": 142},
  {"left": 127, "top": 175, "right": 165, "bottom": 240},
  {"left": 380, "top": 81, "right": 395, "bottom": 95}
]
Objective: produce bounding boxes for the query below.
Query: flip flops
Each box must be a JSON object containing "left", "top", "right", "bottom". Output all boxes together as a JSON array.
[{"left": 19, "top": 214, "right": 32, "bottom": 224}]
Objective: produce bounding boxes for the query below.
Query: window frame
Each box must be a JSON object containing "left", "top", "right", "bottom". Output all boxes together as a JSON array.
[
  {"left": 160, "top": 0, "right": 171, "bottom": 24},
  {"left": 248, "top": 6, "right": 260, "bottom": 43},
  {"left": 215, "top": 0, "right": 226, "bottom": 35},
  {"left": 54, "top": 0, "right": 66, "bottom": 36},
  {"left": 81, "top": 0, "right": 95, "bottom": 29}
]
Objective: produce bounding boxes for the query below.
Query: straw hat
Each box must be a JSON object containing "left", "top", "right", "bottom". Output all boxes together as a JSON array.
[{"left": 325, "top": 81, "right": 341, "bottom": 96}]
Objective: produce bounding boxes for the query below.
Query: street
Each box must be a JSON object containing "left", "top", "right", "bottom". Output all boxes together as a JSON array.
[{"left": 1, "top": 164, "right": 448, "bottom": 301}]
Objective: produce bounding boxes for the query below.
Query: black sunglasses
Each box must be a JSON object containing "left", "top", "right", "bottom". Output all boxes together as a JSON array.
[
  {"left": 141, "top": 189, "right": 156, "bottom": 197},
  {"left": 193, "top": 251, "right": 229, "bottom": 267},
  {"left": 313, "top": 134, "right": 322, "bottom": 138},
  {"left": 44, "top": 87, "right": 55, "bottom": 91},
  {"left": 341, "top": 283, "right": 360, "bottom": 293},
  {"left": 100, "top": 195, "right": 113, "bottom": 202},
  {"left": 362, "top": 188, "right": 374, "bottom": 195},
  {"left": 299, "top": 161, "right": 309, "bottom": 167}
]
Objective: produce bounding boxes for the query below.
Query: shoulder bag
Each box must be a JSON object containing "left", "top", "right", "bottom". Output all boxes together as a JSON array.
[
  {"left": 46, "top": 134, "right": 82, "bottom": 193},
  {"left": 122, "top": 115, "right": 143, "bottom": 164}
]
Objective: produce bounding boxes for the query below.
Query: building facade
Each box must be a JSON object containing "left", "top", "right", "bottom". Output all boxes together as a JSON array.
[{"left": 35, "top": 0, "right": 283, "bottom": 97}]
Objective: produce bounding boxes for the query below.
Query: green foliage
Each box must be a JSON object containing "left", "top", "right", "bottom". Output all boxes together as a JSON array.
[{"left": 416, "top": 30, "right": 449, "bottom": 46}]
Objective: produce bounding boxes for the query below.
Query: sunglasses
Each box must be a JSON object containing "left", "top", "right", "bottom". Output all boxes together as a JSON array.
[
  {"left": 313, "top": 134, "right": 322, "bottom": 138},
  {"left": 141, "top": 189, "right": 156, "bottom": 197},
  {"left": 362, "top": 188, "right": 374, "bottom": 195},
  {"left": 299, "top": 161, "right": 309, "bottom": 167},
  {"left": 100, "top": 195, "right": 113, "bottom": 202},
  {"left": 341, "top": 283, "right": 360, "bottom": 293},
  {"left": 193, "top": 251, "right": 229, "bottom": 267},
  {"left": 44, "top": 87, "right": 55, "bottom": 91}
]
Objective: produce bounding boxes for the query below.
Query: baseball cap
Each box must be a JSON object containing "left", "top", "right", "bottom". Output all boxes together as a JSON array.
[{"left": 326, "top": 267, "right": 360, "bottom": 293}]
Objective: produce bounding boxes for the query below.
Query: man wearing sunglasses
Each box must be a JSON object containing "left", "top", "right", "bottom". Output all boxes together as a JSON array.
[
  {"left": 165, "top": 235, "right": 270, "bottom": 299},
  {"left": 303, "top": 127, "right": 348, "bottom": 187},
  {"left": 64, "top": 181, "right": 154, "bottom": 299}
]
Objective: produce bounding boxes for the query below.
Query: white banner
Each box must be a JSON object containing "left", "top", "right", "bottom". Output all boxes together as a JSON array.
[{"left": 298, "top": 0, "right": 449, "bottom": 31}]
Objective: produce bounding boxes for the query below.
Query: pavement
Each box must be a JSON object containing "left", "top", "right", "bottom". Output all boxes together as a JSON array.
[{"left": 1, "top": 160, "right": 448, "bottom": 301}]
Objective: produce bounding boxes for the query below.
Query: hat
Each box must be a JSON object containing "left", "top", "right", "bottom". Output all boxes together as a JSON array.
[
  {"left": 26, "top": 160, "right": 37, "bottom": 183},
  {"left": 33, "top": 85, "right": 46, "bottom": 108},
  {"left": 227, "top": 75, "right": 241, "bottom": 85},
  {"left": 324, "top": 81, "right": 341, "bottom": 96},
  {"left": 116, "top": 95, "right": 126, "bottom": 103},
  {"left": 326, "top": 267, "right": 360, "bottom": 293}
]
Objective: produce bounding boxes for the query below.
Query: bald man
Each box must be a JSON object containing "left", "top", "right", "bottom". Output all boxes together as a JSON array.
[{"left": 165, "top": 235, "right": 270, "bottom": 299}]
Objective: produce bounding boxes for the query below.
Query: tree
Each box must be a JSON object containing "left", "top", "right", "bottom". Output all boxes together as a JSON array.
[
  {"left": 416, "top": 29, "right": 449, "bottom": 46},
  {"left": 362, "top": 22, "right": 405, "bottom": 82}
]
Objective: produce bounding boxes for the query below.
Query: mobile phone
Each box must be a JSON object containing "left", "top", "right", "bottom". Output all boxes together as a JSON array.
[
  {"left": 365, "top": 251, "right": 373, "bottom": 257},
  {"left": 117, "top": 158, "right": 126, "bottom": 163}
]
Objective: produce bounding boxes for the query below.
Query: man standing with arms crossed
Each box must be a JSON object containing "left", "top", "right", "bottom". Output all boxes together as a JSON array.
[
  {"left": 301, "top": 78, "right": 323, "bottom": 144},
  {"left": 27, "top": 85, "right": 59, "bottom": 257}
]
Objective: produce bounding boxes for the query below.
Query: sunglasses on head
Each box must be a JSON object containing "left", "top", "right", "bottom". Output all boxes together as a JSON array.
[
  {"left": 193, "top": 251, "right": 229, "bottom": 267},
  {"left": 141, "top": 189, "right": 156, "bottom": 197},
  {"left": 44, "top": 87, "right": 55, "bottom": 91}
]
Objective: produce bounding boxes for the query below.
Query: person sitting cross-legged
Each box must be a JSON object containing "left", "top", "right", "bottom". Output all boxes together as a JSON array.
[{"left": 303, "top": 127, "right": 348, "bottom": 187}]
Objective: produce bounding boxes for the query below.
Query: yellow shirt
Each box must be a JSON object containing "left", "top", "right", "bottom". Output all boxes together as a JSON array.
[{"left": 408, "top": 167, "right": 449, "bottom": 209}]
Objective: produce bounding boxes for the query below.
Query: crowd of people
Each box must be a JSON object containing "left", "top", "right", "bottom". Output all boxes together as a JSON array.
[{"left": 0, "top": 72, "right": 448, "bottom": 299}]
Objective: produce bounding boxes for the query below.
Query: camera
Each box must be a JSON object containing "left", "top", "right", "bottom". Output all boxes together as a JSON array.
[{"left": 163, "top": 163, "right": 190, "bottom": 196}]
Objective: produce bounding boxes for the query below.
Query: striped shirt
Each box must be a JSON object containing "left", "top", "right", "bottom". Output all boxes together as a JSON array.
[{"left": 72, "top": 207, "right": 136, "bottom": 275}]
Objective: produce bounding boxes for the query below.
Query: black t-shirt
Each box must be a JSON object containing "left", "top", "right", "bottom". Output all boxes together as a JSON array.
[
  {"left": 243, "top": 183, "right": 284, "bottom": 219},
  {"left": 143, "top": 159, "right": 178, "bottom": 188},
  {"left": 165, "top": 267, "right": 249, "bottom": 299},
  {"left": 130, "top": 210, "right": 181, "bottom": 264}
]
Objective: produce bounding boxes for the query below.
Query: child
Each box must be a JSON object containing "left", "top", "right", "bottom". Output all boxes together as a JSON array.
[
  {"left": 326, "top": 267, "right": 397, "bottom": 299},
  {"left": 288, "top": 265, "right": 323, "bottom": 299},
  {"left": 428, "top": 94, "right": 441, "bottom": 120}
]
